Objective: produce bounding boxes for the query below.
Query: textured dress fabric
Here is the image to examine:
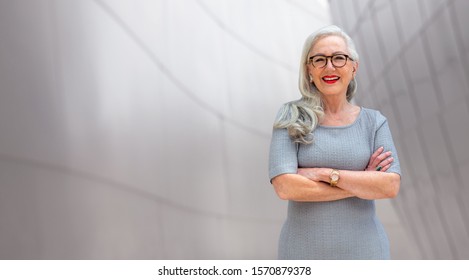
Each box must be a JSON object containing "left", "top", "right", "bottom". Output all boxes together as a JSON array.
[{"left": 268, "top": 107, "right": 401, "bottom": 260}]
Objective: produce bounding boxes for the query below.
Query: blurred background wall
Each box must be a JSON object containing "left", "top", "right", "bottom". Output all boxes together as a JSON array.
[
  {"left": 1, "top": 0, "right": 468, "bottom": 260},
  {"left": 330, "top": 0, "right": 469, "bottom": 259}
]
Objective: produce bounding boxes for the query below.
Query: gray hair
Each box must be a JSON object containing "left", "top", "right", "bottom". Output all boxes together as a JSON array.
[{"left": 274, "top": 25, "right": 359, "bottom": 144}]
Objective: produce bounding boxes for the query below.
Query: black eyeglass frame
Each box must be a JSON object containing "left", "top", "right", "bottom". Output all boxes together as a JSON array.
[{"left": 307, "top": 54, "right": 354, "bottom": 68}]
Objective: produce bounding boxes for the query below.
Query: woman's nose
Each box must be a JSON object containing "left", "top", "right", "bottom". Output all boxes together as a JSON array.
[{"left": 325, "top": 57, "right": 336, "bottom": 69}]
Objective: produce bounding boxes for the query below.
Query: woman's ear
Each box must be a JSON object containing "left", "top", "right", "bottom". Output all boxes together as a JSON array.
[{"left": 352, "top": 61, "right": 359, "bottom": 77}]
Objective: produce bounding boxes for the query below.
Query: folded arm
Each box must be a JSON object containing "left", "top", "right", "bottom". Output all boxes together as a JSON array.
[
  {"left": 298, "top": 147, "right": 400, "bottom": 200},
  {"left": 271, "top": 173, "right": 354, "bottom": 202},
  {"left": 301, "top": 168, "right": 400, "bottom": 200},
  {"left": 271, "top": 147, "right": 399, "bottom": 202}
]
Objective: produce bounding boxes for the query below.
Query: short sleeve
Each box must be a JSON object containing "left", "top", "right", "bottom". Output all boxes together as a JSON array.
[
  {"left": 268, "top": 127, "right": 298, "bottom": 182},
  {"left": 374, "top": 112, "right": 401, "bottom": 176}
]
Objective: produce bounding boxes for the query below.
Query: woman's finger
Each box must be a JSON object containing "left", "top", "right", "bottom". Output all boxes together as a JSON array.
[
  {"left": 370, "top": 152, "right": 391, "bottom": 169},
  {"left": 381, "top": 164, "right": 391, "bottom": 172},
  {"left": 377, "top": 157, "right": 394, "bottom": 172},
  {"left": 368, "top": 147, "right": 384, "bottom": 168},
  {"left": 375, "top": 151, "right": 392, "bottom": 164},
  {"left": 370, "top": 150, "right": 391, "bottom": 168},
  {"left": 366, "top": 148, "right": 393, "bottom": 171}
]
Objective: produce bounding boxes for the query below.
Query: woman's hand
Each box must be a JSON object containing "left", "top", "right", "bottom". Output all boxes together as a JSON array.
[{"left": 365, "top": 147, "right": 394, "bottom": 172}]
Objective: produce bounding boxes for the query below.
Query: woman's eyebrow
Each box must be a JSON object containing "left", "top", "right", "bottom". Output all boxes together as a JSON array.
[{"left": 310, "top": 51, "right": 348, "bottom": 56}]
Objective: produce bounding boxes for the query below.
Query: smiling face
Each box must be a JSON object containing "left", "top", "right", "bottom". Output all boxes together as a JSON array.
[{"left": 307, "top": 35, "right": 358, "bottom": 99}]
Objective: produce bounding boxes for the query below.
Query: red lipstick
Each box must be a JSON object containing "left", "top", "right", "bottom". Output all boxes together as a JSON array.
[{"left": 322, "top": 75, "right": 340, "bottom": 84}]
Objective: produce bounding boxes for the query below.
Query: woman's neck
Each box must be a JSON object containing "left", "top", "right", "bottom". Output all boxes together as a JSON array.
[
  {"left": 321, "top": 96, "right": 352, "bottom": 115},
  {"left": 319, "top": 96, "right": 360, "bottom": 126}
]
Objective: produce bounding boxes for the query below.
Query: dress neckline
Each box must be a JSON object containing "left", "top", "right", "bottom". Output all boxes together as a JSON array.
[{"left": 318, "top": 107, "right": 363, "bottom": 129}]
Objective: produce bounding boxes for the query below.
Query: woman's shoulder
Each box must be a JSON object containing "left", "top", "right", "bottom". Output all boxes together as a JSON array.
[
  {"left": 360, "top": 107, "right": 388, "bottom": 127},
  {"left": 274, "top": 98, "right": 304, "bottom": 119}
]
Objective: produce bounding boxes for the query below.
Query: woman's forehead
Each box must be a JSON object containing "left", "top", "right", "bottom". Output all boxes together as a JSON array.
[{"left": 309, "top": 35, "right": 347, "bottom": 55}]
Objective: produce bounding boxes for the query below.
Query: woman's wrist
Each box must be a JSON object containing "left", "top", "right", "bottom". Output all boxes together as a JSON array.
[{"left": 322, "top": 168, "right": 334, "bottom": 183}]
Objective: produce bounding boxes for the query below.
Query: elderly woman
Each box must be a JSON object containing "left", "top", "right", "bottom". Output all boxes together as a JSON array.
[{"left": 268, "top": 25, "right": 401, "bottom": 259}]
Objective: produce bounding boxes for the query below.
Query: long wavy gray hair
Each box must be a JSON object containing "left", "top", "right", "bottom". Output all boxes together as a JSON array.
[{"left": 274, "top": 25, "right": 359, "bottom": 144}]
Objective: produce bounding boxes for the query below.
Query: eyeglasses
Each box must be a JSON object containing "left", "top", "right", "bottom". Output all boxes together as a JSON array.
[{"left": 307, "top": 54, "right": 353, "bottom": 68}]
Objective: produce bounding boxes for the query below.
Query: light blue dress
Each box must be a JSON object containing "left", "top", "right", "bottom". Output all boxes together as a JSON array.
[{"left": 269, "top": 107, "right": 401, "bottom": 259}]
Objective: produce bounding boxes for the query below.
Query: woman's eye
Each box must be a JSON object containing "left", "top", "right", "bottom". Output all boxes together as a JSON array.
[
  {"left": 314, "top": 58, "right": 325, "bottom": 63},
  {"left": 334, "top": 56, "right": 346, "bottom": 61}
]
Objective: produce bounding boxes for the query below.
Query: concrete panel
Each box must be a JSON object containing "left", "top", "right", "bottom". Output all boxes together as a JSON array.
[
  {"left": 442, "top": 103, "right": 469, "bottom": 165},
  {"left": 354, "top": 0, "right": 372, "bottom": 16},
  {"left": 222, "top": 219, "right": 283, "bottom": 259},
  {"left": 353, "top": 32, "right": 372, "bottom": 91},
  {"left": 412, "top": 80, "right": 441, "bottom": 120},
  {"left": 223, "top": 123, "right": 286, "bottom": 220},
  {"left": 359, "top": 17, "right": 385, "bottom": 80},
  {"left": 0, "top": 159, "right": 165, "bottom": 259},
  {"left": 375, "top": 200, "right": 421, "bottom": 259},
  {"left": 420, "top": 0, "right": 447, "bottom": 19},
  {"left": 438, "top": 194, "right": 469, "bottom": 259},
  {"left": 452, "top": 0, "right": 469, "bottom": 52},
  {"left": 403, "top": 38, "right": 431, "bottom": 84},
  {"left": 401, "top": 130, "right": 434, "bottom": 195},
  {"left": 160, "top": 205, "right": 225, "bottom": 259},
  {"left": 372, "top": 79, "right": 391, "bottom": 109},
  {"left": 420, "top": 115, "right": 455, "bottom": 177},
  {"left": 387, "top": 61, "right": 408, "bottom": 95},
  {"left": 399, "top": 187, "right": 435, "bottom": 258},
  {"left": 374, "top": 4, "right": 401, "bottom": 60},
  {"left": 393, "top": 92, "right": 418, "bottom": 133},
  {"left": 394, "top": 0, "right": 423, "bottom": 43},
  {"left": 339, "top": 0, "right": 355, "bottom": 29}
]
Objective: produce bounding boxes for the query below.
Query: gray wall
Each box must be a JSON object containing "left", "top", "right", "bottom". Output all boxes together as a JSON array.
[
  {"left": 0, "top": 0, "right": 331, "bottom": 259},
  {"left": 330, "top": 0, "right": 469, "bottom": 259}
]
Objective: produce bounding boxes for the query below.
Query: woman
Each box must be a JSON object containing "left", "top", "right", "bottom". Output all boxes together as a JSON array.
[{"left": 268, "top": 25, "right": 401, "bottom": 259}]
